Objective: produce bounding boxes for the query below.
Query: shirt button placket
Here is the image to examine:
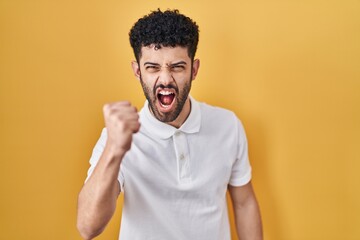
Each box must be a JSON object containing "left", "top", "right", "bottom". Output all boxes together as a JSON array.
[{"left": 173, "top": 131, "right": 191, "bottom": 182}]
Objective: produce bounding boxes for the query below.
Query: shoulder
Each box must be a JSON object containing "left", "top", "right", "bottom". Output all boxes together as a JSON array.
[
  {"left": 196, "top": 101, "right": 243, "bottom": 137},
  {"left": 199, "top": 101, "right": 238, "bottom": 123}
]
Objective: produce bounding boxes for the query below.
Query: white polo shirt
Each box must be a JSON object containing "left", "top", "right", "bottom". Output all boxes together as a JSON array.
[{"left": 87, "top": 97, "right": 252, "bottom": 240}]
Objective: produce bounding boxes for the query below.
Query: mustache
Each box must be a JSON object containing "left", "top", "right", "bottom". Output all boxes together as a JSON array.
[{"left": 153, "top": 83, "right": 179, "bottom": 95}]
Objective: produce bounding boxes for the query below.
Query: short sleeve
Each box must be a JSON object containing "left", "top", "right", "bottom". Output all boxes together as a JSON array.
[
  {"left": 85, "top": 128, "right": 107, "bottom": 182},
  {"left": 84, "top": 128, "right": 125, "bottom": 191},
  {"left": 229, "top": 119, "right": 252, "bottom": 186}
]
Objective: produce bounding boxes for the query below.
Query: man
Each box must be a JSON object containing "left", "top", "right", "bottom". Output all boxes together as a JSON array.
[{"left": 77, "top": 9, "right": 263, "bottom": 240}]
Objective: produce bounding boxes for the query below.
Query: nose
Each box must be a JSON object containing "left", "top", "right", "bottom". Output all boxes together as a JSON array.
[{"left": 157, "top": 67, "right": 175, "bottom": 86}]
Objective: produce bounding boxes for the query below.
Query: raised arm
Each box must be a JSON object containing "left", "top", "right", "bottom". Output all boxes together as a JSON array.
[
  {"left": 77, "top": 101, "right": 140, "bottom": 240},
  {"left": 229, "top": 181, "right": 263, "bottom": 240}
]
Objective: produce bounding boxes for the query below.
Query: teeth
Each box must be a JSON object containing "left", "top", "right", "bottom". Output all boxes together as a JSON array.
[{"left": 159, "top": 90, "right": 174, "bottom": 95}]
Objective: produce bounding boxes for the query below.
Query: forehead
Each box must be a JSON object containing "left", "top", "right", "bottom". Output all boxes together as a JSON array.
[{"left": 139, "top": 45, "right": 191, "bottom": 64}]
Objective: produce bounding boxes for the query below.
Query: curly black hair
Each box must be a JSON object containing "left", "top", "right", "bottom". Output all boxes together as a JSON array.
[{"left": 129, "top": 9, "right": 199, "bottom": 62}]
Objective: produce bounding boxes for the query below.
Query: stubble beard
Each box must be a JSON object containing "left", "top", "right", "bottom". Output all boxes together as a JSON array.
[{"left": 140, "top": 75, "right": 192, "bottom": 123}]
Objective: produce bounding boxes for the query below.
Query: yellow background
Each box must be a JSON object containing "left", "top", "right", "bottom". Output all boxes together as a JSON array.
[{"left": 1, "top": 0, "right": 359, "bottom": 239}]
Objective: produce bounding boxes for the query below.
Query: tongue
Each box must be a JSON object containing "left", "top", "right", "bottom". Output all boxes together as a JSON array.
[{"left": 160, "top": 95, "right": 174, "bottom": 105}]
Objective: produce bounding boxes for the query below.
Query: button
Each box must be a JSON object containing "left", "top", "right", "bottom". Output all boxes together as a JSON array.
[
  {"left": 175, "top": 131, "right": 181, "bottom": 136},
  {"left": 179, "top": 154, "right": 185, "bottom": 160}
]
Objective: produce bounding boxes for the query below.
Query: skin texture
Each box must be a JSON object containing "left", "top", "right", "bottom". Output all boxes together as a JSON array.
[
  {"left": 229, "top": 183, "right": 263, "bottom": 240},
  {"left": 77, "top": 46, "right": 199, "bottom": 239},
  {"left": 131, "top": 45, "right": 200, "bottom": 127},
  {"left": 77, "top": 101, "right": 139, "bottom": 240},
  {"left": 77, "top": 46, "right": 263, "bottom": 240}
]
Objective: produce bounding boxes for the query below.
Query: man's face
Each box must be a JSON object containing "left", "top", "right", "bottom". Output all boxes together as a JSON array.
[{"left": 132, "top": 45, "right": 199, "bottom": 124}]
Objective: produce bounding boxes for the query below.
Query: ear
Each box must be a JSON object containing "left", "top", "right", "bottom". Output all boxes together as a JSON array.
[
  {"left": 131, "top": 61, "right": 141, "bottom": 80},
  {"left": 191, "top": 59, "right": 200, "bottom": 80}
]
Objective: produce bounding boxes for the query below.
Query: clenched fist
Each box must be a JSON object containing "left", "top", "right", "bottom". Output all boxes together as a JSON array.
[{"left": 103, "top": 101, "right": 140, "bottom": 156}]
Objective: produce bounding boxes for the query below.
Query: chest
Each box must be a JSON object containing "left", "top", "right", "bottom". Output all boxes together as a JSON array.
[{"left": 122, "top": 130, "right": 237, "bottom": 198}]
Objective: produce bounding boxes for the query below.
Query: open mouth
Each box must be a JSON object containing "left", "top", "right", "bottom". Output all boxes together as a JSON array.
[{"left": 157, "top": 89, "right": 175, "bottom": 110}]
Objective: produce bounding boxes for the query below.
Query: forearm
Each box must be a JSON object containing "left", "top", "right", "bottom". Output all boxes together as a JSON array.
[
  {"left": 77, "top": 145, "right": 124, "bottom": 240},
  {"left": 233, "top": 197, "right": 263, "bottom": 240}
]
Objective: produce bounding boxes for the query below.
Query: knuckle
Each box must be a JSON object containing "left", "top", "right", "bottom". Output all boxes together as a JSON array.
[{"left": 121, "top": 101, "right": 130, "bottom": 106}]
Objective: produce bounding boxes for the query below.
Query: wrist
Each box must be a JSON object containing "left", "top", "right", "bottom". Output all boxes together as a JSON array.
[{"left": 104, "top": 141, "right": 127, "bottom": 162}]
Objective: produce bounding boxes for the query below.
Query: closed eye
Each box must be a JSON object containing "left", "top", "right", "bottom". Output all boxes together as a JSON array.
[
  {"left": 170, "top": 65, "right": 185, "bottom": 72},
  {"left": 145, "top": 65, "right": 161, "bottom": 72}
]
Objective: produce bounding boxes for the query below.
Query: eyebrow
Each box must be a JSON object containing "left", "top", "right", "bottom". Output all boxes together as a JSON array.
[
  {"left": 169, "top": 61, "right": 187, "bottom": 66},
  {"left": 144, "top": 62, "right": 160, "bottom": 66},
  {"left": 143, "top": 61, "right": 187, "bottom": 66}
]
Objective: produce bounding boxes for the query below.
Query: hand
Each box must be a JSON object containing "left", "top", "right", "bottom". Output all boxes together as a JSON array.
[{"left": 102, "top": 101, "right": 140, "bottom": 156}]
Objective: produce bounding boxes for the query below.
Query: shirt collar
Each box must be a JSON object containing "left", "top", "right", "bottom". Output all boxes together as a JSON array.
[{"left": 139, "top": 96, "right": 201, "bottom": 139}]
